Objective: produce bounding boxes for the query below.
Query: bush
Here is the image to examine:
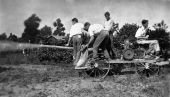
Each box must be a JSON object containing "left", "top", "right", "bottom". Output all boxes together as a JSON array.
[
  {"left": 112, "top": 23, "right": 139, "bottom": 50},
  {"left": 116, "top": 23, "right": 139, "bottom": 43},
  {"left": 0, "top": 50, "right": 28, "bottom": 65},
  {"left": 27, "top": 48, "right": 73, "bottom": 64},
  {"left": 149, "top": 29, "right": 170, "bottom": 50}
]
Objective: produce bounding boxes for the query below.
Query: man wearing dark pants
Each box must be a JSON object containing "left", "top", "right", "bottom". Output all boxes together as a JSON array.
[
  {"left": 66, "top": 18, "right": 84, "bottom": 64},
  {"left": 104, "top": 11, "right": 118, "bottom": 59},
  {"left": 83, "top": 22, "right": 111, "bottom": 59}
]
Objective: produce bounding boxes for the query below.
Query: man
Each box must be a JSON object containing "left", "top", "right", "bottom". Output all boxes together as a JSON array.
[
  {"left": 66, "top": 18, "right": 84, "bottom": 63},
  {"left": 104, "top": 11, "right": 118, "bottom": 58},
  {"left": 83, "top": 22, "right": 111, "bottom": 59},
  {"left": 135, "top": 19, "right": 160, "bottom": 59}
]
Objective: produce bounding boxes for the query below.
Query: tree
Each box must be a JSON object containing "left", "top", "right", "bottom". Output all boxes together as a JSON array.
[
  {"left": 149, "top": 21, "right": 170, "bottom": 50},
  {"left": 37, "top": 25, "right": 52, "bottom": 44},
  {"left": 8, "top": 33, "right": 18, "bottom": 42},
  {"left": 0, "top": 32, "right": 7, "bottom": 40},
  {"left": 116, "top": 23, "right": 139, "bottom": 44},
  {"left": 153, "top": 20, "right": 168, "bottom": 31},
  {"left": 53, "top": 18, "right": 65, "bottom": 36},
  {"left": 21, "top": 14, "right": 41, "bottom": 43}
]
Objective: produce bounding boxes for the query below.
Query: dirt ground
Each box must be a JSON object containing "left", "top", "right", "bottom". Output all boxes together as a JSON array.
[{"left": 0, "top": 63, "right": 170, "bottom": 97}]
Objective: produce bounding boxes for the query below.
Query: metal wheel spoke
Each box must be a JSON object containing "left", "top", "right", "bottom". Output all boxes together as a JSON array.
[{"left": 89, "top": 69, "right": 95, "bottom": 76}]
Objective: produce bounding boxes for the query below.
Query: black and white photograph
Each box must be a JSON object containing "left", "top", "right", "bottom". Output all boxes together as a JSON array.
[{"left": 0, "top": 0, "right": 170, "bottom": 97}]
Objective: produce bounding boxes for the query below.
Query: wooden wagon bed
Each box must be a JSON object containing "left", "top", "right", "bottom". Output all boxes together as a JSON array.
[{"left": 108, "top": 59, "right": 170, "bottom": 66}]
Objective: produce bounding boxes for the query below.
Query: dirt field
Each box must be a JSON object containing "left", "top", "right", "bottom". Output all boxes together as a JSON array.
[{"left": 0, "top": 63, "right": 170, "bottom": 97}]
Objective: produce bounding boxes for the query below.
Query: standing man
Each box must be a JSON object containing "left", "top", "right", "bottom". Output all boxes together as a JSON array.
[
  {"left": 66, "top": 18, "right": 84, "bottom": 64},
  {"left": 83, "top": 22, "right": 111, "bottom": 59},
  {"left": 104, "top": 11, "right": 118, "bottom": 58},
  {"left": 135, "top": 19, "right": 160, "bottom": 59}
]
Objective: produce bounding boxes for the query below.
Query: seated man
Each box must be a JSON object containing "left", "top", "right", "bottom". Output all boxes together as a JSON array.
[
  {"left": 135, "top": 19, "right": 160, "bottom": 59},
  {"left": 83, "top": 22, "right": 112, "bottom": 59}
]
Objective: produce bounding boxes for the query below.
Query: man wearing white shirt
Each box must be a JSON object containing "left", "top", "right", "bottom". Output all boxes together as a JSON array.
[
  {"left": 66, "top": 18, "right": 84, "bottom": 62},
  {"left": 135, "top": 19, "right": 160, "bottom": 58},
  {"left": 104, "top": 12, "right": 114, "bottom": 31},
  {"left": 104, "top": 11, "right": 118, "bottom": 58},
  {"left": 83, "top": 22, "right": 111, "bottom": 58}
]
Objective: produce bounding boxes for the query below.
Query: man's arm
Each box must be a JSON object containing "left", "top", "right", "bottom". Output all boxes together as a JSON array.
[
  {"left": 137, "top": 35, "right": 149, "bottom": 39},
  {"left": 112, "top": 23, "right": 119, "bottom": 36},
  {"left": 81, "top": 29, "right": 90, "bottom": 37},
  {"left": 86, "top": 35, "right": 94, "bottom": 47},
  {"left": 135, "top": 28, "right": 149, "bottom": 39}
]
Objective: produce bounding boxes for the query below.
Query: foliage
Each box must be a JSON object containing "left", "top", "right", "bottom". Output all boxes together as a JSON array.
[
  {"left": 0, "top": 32, "right": 7, "bottom": 40},
  {"left": 23, "top": 48, "right": 73, "bottom": 64},
  {"left": 117, "top": 23, "right": 139, "bottom": 43},
  {"left": 151, "top": 20, "right": 170, "bottom": 50},
  {"left": 53, "top": 18, "right": 65, "bottom": 36},
  {"left": 149, "top": 29, "right": 170, "bottom": 50},
  {"left": 112, "top": 23, "right": 139, "bottom": 49},
  {"left": 36, "top": 48, "right": 73, "bottom": 63},
  {"left": 37, "top": 25, "right": 52, "bottom": 44},
  {"left": 21, "top": 14, "right": 41, "bottom": 43},
  {"left": 8, "top": 33, "right": 18, "bottom": 42},
  {"left": 153, "top": 20, "right": 168, "bottom": 31}
]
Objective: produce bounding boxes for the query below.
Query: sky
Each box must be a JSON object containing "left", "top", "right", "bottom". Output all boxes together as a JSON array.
[{"left": 0, "top": 0, "right": 170, "bottom": 37}]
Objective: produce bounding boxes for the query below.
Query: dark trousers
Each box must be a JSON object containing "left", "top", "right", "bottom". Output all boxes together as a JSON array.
[
  {"left": 109, "top": 33, "right": 116, "bottom": 58},
  {"left": 73, "top": 35, "right": 82, "bottom": 61},
  {"left": 93, "top": 30, "right": 113, "bottom": 58}
]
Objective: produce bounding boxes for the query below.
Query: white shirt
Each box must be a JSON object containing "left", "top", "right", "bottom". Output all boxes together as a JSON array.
[
  {"left": 104, "top": 18, "right": 114, "bottom": 31},
  {"left": 69, "top": 23, "right": 84, "bottom": 37},
  {"left": 88, "top": 24, "right": 104, "bottom": 36},
  {"left": 135, "top": 26, "right": 148, "bottom": 38}
]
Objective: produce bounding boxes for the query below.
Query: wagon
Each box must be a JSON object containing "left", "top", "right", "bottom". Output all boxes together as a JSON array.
[{"left": 75, "top": 40, "right": 170, "bottom": 81}]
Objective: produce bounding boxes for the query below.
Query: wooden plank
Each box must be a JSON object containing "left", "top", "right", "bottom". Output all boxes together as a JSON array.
[
  {"left": 108, "top": 59, "right": 156, "bottom": 64},
  {"left": 156, "top": 61, "right": 170, "bottom": 66}
]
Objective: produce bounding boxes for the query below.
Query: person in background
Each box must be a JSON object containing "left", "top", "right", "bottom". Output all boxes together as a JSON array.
[
  {"left": 66, "top": 18, "right": 84, "bottom": 64},
  {"left": 135, "top": 19, "right": 160, "bottom": 59},
  {"left": 104, "top": 11, "right": 118, "bottom": 59},
  {"left": 83, "top": 22, "right": 111, "bottom": 59}
]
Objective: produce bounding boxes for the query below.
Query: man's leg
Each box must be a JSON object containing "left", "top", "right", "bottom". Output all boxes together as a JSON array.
[
  {"left": 73, "top": 36, "right": 77, "bottom": 61},
  {"left": 109, "top": 33, "right": 116, "bottom": 57},
  {"left": 77, "top": 35, "right": 82, "bottom": 52},
  {"left": 138, "top": 40, "right": 160, "bottom": 52},
  {"left": 93, "top": 30, "right": 108, "bottom": 58},
  {"left": 151, "top": 40, "right": 160, "bottom": 52},
  {"left": 74, "top": 35, "right": 82, "bottom": 64}
]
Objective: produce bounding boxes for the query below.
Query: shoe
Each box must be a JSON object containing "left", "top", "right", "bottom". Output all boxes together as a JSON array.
[{"left": 155, "top": 56, "right": 160, "bottom": 60}]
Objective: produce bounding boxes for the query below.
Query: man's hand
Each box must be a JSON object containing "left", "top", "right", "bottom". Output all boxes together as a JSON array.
[
  {"left": 85, "top": 44, "right": 89, "bottom": 48},
  {"left": 65, "top": 43, "right": 69, "bottom": 47},
  {"left": 81, "top": 44, "right": 88, "bottom": 51}
]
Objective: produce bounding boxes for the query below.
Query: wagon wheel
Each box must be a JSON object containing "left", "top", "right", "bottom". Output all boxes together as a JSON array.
[
  {"left": 135, "top": 62, "right": 160, "bottom": 77},
  {"left": 85, "top": 53, "right": 110, "bottom": 80}
]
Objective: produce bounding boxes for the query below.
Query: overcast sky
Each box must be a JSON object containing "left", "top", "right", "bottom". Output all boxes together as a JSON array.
[{"left": 0, "top": 0, "right": 170, "bottom": 37}]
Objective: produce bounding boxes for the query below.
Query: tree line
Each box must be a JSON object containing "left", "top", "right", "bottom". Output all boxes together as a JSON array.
[
  {"left": 0, "top": 14, "right": 66, "bottom": 43},
  {"left": 0, "top": 13, "right": 170, "bottom": 48}
]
